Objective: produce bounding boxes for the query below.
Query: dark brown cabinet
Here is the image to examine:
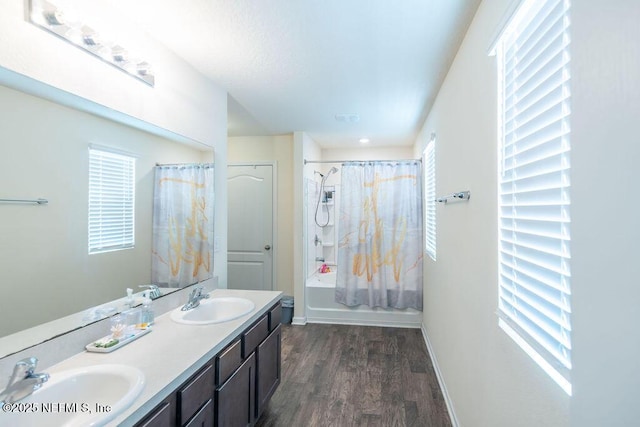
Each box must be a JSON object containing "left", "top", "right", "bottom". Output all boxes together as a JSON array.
[
  {"left": 184, "top": 399, "right": 214, "bottom": 427},
  {"left": 135, "top": 400, "right": 174, "bottom": 427},
  {"left": 215, "top": 352, "right": 256, "bottom": 427},
  {"left": 256, "top": 325, "right": 281, "bottom": 418},
  {"left": 133, "top": 300, "right": 281, "bottom": 427},
  {"left": 178, "top": 364, "right": 215, "bottom": 425}
]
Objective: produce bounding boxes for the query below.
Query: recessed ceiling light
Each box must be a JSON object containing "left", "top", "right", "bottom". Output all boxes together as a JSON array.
[
  {"left": 335, "top": 114, "right": 360, "bottom": 123},
  {"left": 359, "top": 138, "right": 370, "bottom": 144}
]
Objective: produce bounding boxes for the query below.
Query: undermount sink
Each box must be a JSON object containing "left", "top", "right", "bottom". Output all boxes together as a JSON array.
[
  {"left": 0, "top": 364, "right": 144, "bottom": 427},
  {"left": 171, "top": 297, "right": 255, "bottom": 325}
]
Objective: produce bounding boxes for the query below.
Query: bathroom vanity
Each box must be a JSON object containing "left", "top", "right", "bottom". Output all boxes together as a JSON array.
[
  {"left": 135, "top": 298, "right": 282, "bottom": 426},
  {"left": 1, "top": 289, "right": 283, "bottom": 427}
]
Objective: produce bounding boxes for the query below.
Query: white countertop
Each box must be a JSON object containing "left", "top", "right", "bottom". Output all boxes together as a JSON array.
[{"left": 35, "top": 289, "right": 282, "bottom": 427}]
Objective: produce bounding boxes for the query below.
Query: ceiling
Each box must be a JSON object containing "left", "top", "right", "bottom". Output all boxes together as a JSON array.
[{"left": 105, "top": 0, "right": 481, "bottom": 148}]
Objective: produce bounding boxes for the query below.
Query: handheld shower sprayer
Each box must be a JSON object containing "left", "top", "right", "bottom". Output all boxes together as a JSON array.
[{"left": 314, "top": 166, "right": 340, "bottom": 227}]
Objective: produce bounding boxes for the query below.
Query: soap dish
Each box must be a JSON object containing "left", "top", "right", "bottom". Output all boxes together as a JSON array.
[{"left": 86, "top": 327, "right": 152, "bottom": 353}]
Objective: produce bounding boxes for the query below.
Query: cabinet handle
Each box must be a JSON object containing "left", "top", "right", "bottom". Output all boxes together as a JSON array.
[{"left": 264, "top": 245, "right": 271, "bottom": 250}]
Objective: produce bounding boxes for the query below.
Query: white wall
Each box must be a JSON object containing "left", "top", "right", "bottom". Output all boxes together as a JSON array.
[
  {"left": 0, "top": 0, "right": 223, "bottom": 145},
  {"left": 228, "top": 135, "right": 295, "bottom": 296},
  {"left": 415, "top": 1, "right": 640, "bottom": 426},
  {"left": 322, "top": 146, "right": 414, "bottom": 164},
  {"left": 413, "top": 1, "right": 570, "bottom": 426},
  {"left": 570, "top": 2, "right": 640, "bottom": 425},
  {"left": 0, "top": 84, "right": 211, "bottom": 336},
  {"left": 293, "top": 132, "right": 322, "bottom": 322},
  {"left": 0, "top": 0, "right": 228, "bottom": 288}
]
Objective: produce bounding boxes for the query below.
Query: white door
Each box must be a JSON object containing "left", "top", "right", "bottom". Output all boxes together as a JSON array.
[{"left": 227, "top": 164, "right": 273, "bottom": 290}]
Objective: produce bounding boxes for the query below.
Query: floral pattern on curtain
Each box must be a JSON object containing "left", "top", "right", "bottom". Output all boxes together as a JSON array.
[
  {"left": 336, "top": 162, "right": 423, "bottom": 310},
  {"left": 152, "top": 164, "right": 214, "bottom": 287}
]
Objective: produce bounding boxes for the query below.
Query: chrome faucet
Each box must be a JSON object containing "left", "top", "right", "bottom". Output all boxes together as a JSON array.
[
  {"left": 139, "top": 284, "right": 162, "bottom": 300},
  {"left": 181, "top": 286, "right": 210, "bottom": 311},
  {"left": 0, "top": 357, "right": 49, "bottom": 404}
]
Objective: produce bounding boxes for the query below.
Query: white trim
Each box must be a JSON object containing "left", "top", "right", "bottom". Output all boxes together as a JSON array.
[
  {"left": 88, "top": 142, "right": 139, "bottom": 159},
  {"left": 499, "top": 319, "right": 572, "bottom": 395},
  {"left": 291, "top": 316, "right": 307, "bottom": 326},
  {"left": 421, "top": 323, "right": 459, "bottom": 427},
  {"left": 487, "top": 0, "right": 525, "bottom": 56},
  {"left": 271, "top": 162, "right": 278, "bottom": 293}
]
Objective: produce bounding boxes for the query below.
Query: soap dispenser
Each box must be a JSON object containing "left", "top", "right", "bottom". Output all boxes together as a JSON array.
[
  {"left": 140, "top": 293, "right": 155, "bottom": 326},
  {"left": 125, "top": 288, "right": 135, "bottom": 309}
]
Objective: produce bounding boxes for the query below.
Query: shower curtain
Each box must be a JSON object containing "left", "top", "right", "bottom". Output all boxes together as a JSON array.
[
  {"left": 152, "top": 164, "right": 214, "bottom": 287},
  {"left": 336, "top": 162, "right": 423, "bottom": 310}
]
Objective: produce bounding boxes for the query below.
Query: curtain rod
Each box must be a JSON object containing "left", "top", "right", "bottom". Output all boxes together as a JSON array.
[
  {"left": 304, "top": 159, "right": 421, "bottom": 165},
  {"left": 155, "top": 162, "right": 214, "bottom": 167}
]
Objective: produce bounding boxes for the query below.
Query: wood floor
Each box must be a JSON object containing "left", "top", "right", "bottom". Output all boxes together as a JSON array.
[{"left": 255, "top": 323, "right": 452, "bottom": 427}]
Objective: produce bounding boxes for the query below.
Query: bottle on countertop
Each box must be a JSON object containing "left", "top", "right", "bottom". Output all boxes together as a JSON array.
[{"left": 140, "top": 292, "right": 155, "bottom": 326}]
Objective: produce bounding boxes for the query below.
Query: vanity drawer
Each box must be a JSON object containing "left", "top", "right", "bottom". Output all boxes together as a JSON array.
[
  {"left": 177, "top": 364, "right": 214, "bottom": 426},
  {"left": 242, "top": 315, "right": 269, "bottom": 358},
  {"left": 216, "top": 339, "right": 242, "bottom": 385},
  {"left": 268, "top": 302, "right": 282, "bottom": 331}
]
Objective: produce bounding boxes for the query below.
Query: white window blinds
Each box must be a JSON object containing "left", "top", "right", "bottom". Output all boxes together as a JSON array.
[
  {"left": 496, "top": 0, "right": 572, "bottom": 393},
  {"left": 424, "top": 138, "right": 436, "bottom": 260},
  {"left": 88, "top": 146, "right": 136, "bottom": 254}
]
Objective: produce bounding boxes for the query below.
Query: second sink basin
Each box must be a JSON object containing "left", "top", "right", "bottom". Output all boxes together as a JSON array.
[
  {"left": 171, "top": 297, "right": 255, "bottom": 325},
  {"left": 0, "top": 364, "right": 144, "bottom": 427}
]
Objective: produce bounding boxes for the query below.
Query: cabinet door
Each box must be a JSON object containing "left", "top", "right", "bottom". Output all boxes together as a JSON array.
[
  {"left": 256, "top": 325, "right": 281, "bottom": 418},
  {"left": 184, "top": 399, "right": 214, "bottom": 427},
  {"left": 216, "top": 352, "right": 256, "bottom": 427},
  {"left": 135, "top": 394, "right": 177, "bottom": 427}
]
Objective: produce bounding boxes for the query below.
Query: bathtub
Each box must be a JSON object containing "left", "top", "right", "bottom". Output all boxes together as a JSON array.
[{"left": 305, "top": 270, "right": 422, "bottom": 328}]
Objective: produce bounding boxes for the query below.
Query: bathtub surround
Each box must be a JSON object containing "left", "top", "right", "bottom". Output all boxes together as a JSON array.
[
  {"left": 306, "top": 270, "right": 422, "bottom": 328},
  {"left": 336, "top": 162, "right": 423, "bottom": 311},
  {"left": 152, "top": 164, "right": 215, "bottom": 287},
  {"left": 297, "top": 143, "right": 422, "bottom": 327}
]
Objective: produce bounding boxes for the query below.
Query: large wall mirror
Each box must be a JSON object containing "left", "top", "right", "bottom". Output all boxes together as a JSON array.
[{"left": 0, "top": 82, "right": 214, "bottom": 356}]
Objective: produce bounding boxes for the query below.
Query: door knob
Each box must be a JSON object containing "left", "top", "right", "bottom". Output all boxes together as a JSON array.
[{"left": 264, "top": 245, "right": 271, "bottom": 250}]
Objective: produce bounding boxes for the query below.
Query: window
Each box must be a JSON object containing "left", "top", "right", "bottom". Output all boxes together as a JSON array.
[
  {"left": 424, "top": 136, "right": 436, "bottom": 261},
  {"left": 88, "top": 145, "right": 136, "bottom": 254},
  {"left": 495, "top": 0, "right": 572, "bottom": 394}
]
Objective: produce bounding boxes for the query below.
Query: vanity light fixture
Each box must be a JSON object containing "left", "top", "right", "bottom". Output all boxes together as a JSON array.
[{"left": 28, "top": 0, "right": 155, "bottom": 86}]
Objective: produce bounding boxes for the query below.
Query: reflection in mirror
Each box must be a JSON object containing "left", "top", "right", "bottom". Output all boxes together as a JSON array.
[
  {"left": 0, "top": 83, "right": 214, "bottom": 353},
  {"left": 152, "top": 164, "right": 214, "bottom": 287}
]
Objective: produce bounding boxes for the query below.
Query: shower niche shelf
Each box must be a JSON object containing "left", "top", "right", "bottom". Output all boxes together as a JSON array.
[{"left": 313, "top": 183, "right": 338, "bottom": 266}]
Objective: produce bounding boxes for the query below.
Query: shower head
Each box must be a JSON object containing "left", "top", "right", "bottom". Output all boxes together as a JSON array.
[{"left": 327, "top": 167, "right": 339, "bottom": 175}]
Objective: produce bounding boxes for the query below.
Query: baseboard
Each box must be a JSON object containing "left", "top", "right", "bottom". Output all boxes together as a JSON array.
[
  {"left": 421, "top": 323, "right": 459, "bottom": 427},
  {"left": 291, "top": 316, "right": 307, "bottom": 325}
]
